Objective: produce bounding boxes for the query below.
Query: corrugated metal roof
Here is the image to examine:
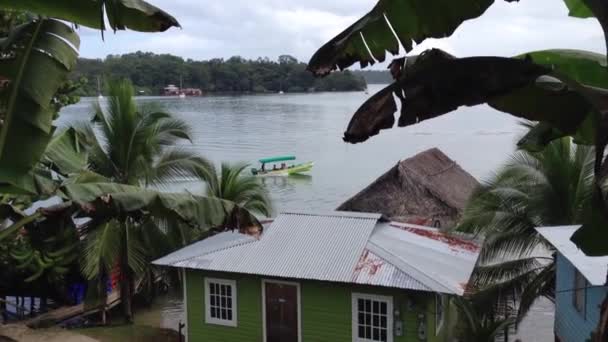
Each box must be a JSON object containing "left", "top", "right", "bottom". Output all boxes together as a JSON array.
[
  {"left": 152, "top": 231, "right": 256, "bottom": 266},
  {"left": 351, "top": 249, "right": 431, "bottom": 291},
  {"left": 537, "top": 226, "right": 608, "bottom": 286},
  {"left": 153, "top": 212, "right": 480, "bottom": 294},
  {"left": 369, "top": 223, "right": 481, "bottom": 295},
  {"left": 157, "top": 211, "right": 379, "bottom": 283}
]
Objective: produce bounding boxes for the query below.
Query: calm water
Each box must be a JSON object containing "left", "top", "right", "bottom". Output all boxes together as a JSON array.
[
  {"left": 58, "top": 85, "right": 553, "bottom": 340},
  {"left": 59, "top": 84, "right": 524, "bottom": 213}
]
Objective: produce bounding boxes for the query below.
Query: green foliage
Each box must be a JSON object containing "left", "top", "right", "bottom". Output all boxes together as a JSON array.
[
  {"left": 452, "top": 297, "right": 515, "bottom": 341},
  {"left": 342, "top": 49, "right": 608, "bottom": 144},
  {"left": 459, "top": 136, "right": 593, "bottom": 321},
  {"left": 0, "top": 0, "right": 180, "bottom": 32},
  {"left": 72, "top": 53, "right": 367, "bottom": 96},
  {"left": 307, "top": 0, "right": 496, "bottom": 75},
  {"left": 563, "top": 0, "right": 595, "bottom": 18},
  {"left": 75, "top": 79, "right": 208, "bottom": 186},
  {"left": 199, "top": 162, "right": 273, "bottom": 217},
  {"left": 11, "top": 215, "right": 80, "bottom": 283},
  {"left": 308, "top": 0, "right": 608, "bottom": 256},
  {"left": 0, "top": 19, "right": 80, "bottom": 194}
]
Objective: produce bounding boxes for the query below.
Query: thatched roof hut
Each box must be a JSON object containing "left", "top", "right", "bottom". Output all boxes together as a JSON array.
[{"left": 337, "top": 148, "right": 479, "bottom": 228}]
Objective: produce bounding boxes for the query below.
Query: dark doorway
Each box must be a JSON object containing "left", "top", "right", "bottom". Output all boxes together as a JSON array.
[{"left": 264, "top": 281, "right": 299, "bottom": 342}]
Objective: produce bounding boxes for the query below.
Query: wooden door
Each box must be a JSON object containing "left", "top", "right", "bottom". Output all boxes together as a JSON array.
[{"left": 265, "top": 282, "right": 299, "bottom": 342}]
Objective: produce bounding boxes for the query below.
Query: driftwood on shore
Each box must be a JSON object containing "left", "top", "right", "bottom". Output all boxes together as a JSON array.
[{"left": 337, "top": 148, "right": 479, "bottom": 228}]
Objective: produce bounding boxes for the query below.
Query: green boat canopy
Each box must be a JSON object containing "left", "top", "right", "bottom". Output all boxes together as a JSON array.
[{"left": 259, "top": 155, "right": 296, "bottom": 164}]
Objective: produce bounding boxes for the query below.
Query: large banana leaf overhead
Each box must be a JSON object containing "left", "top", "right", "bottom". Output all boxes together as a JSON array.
[
  {"left": 307, "top": 0, "right": 504, "bottom": 75},
  {"left": 307, "top": 0, "right": 607, "bottom": 75},
  {"left": 0, "top": 20, "right": 80, "bottom": 194},
  {"left": 0, "top": 0, "right": 180, "bottom": 32}
]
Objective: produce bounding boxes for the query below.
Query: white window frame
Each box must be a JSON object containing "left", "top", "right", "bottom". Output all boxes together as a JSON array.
[
  {"left": 204, "top": 277, "right": 237, "bottom": 327},
  {"left": 261, "top": 279, "right": 302, "bottom": 342},
  {"left": 351, "top": 292, "right": 393, "bottom": 342},
  {"left": 435, "top": 294, "right": 445, "bottom": 335}
]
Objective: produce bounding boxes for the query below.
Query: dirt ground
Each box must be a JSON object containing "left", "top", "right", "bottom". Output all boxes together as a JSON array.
[{"left": 0, "top": 323, "right": 98, "bottom": 342}]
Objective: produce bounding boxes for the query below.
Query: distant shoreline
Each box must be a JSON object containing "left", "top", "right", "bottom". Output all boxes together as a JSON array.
[{"left": 89, "top": 88, "right": 373, "bottom": 98}]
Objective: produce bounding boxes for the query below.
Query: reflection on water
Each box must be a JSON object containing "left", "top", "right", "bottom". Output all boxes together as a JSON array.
[{"left": 58, "top": 86, "right": 552, "bottom": 340}]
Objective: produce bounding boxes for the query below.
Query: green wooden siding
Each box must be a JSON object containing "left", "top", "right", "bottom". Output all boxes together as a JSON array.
[
  {"left": 186, "top": 270, "right": 263, "bottom": 342},
  {"left": 186, "top": 269, "right": 454, "bottom": 342}
]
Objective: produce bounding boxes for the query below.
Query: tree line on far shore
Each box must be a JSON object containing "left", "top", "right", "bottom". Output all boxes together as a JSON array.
[{"left": 72, "top": 52, "right": 368, "bottom": 96}]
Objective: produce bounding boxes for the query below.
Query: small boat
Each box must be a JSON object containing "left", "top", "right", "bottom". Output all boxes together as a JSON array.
[
  {"left": 179, "top": 93, "right": 186, "bottom": 99},
  {"left": 251, "top": 155, "right": 313, "bottom": 176}
]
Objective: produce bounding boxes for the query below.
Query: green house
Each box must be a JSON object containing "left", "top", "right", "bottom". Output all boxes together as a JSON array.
[{"left": 153, "top": 211, "right": 481, "bottom": 342}]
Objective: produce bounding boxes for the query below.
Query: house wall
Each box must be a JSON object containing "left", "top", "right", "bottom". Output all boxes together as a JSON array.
[
  {"left": 555, "top": 254, "right": 607, "bottom": 342},
  {"left": 185, "top": 269, "right": 455, "bottom": 342}
]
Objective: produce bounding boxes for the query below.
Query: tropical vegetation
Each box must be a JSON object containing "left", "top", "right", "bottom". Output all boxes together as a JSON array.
[
  {"left": 458, "top": 135, "right": 594, "bottom": 322},
  {"left": 452, "top": 297, "right": 515, "bottom": 342},
  {"left": 73, "top": 53, "right": 366, "bottom": 96},
  {"left": 0, "top": 0, "right": 264, "bottom": 328},
  {"left": 200, "top": 162, "right": 272, "bottom": 217},
  {"left": 74, "top": 78, "right": 218, "bottom": 322},
  {"left": 306, "top": 0, "right": 608, "bottom": 339}
]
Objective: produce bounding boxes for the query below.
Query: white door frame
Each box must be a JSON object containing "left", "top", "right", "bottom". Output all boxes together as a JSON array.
[{"left": 261, "top": 279, "right": 302, "bottom": 342}]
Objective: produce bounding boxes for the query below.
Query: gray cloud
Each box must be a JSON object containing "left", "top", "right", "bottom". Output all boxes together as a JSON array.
[{"left": 78, "top": 0, "right": 605, "bottom": 65}]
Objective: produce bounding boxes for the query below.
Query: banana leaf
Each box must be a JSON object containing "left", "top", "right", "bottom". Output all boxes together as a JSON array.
[
  {"left": 61, "top": 182, "right": 261, "bottom": 232},
  {"left": 343, "top": 49, "right": 608, "bottom": 147},
  {"left": 308, "top": 0, "right": 606, "bottom": 75},
  {"left": 564, "top": 0, "right": 595, "bottom": 17},
  {"left": 307, "top": 0, "right": 497, "bottom": 75},
  {"left": 0, "top": 0, "right": 180, "bottom": 32},
  {"left": 0, "top": 19, "right": 79, "bottom": 194}
]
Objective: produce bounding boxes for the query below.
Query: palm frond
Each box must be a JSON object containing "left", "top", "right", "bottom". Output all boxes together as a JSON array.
[
  {"left": 72, "top": 122, "right": 116, "bottom": 177},
  {"left": 81, "top": 221, "right": 122, "bottom": 280},
  {"left": 199, "top": 162, "right": 273, "bottom": 216},
  {"left": 474, "top": 257, "right": 544, "bottom": 286},
  {"left": 125, "top": 222, "right": 147, "bottom": 276},
  {"left": 148, "top": 148, "right": 212, "bottom": 186},
  {"left": 516, "top": 261, "right": 555, "bottom": 322}
]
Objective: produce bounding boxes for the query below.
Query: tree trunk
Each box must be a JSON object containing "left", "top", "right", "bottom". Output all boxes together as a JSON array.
[
  {"left": 120, "top": 223, "right": 133, "bottom": 324},
  {"left": 29, "top": 296, "right": 34, "bottom": 317},
  {"left": 1, "top": 295, "right": 7, "bottom": 322}
]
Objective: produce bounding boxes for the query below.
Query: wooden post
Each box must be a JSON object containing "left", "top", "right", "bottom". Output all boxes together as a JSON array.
[
  {"left": 178, "top": 321, "right": 185, "bottom": 342},
  {"left": 1, "top": 296, "right": 6, "bottom": 322}
]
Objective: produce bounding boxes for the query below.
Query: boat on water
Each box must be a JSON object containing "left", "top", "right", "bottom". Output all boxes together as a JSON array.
[{"left": 251, "top": 155, "right": 313, "bottom": 176}]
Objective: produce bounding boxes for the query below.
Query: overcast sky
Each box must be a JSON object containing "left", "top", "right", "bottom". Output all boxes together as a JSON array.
[{"left": 78, "top": 0, "right": 605, "bottom": 66}]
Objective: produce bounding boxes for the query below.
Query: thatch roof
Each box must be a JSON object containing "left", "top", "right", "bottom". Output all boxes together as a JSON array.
[{"left": 337, "top": 148, "right": 479, "bottom": 228}]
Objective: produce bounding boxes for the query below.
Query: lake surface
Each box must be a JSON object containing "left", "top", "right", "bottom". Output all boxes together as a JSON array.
[
  {"left": 59, "top": 84, "right": 525, "bottom": 213},
  {"left": 58, "top": 85, "right": 553, "bottom": 340}
]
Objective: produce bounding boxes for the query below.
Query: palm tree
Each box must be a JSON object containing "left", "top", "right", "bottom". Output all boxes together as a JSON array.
[
  {"left": 452, "top": 297, "right": 515, "bottom": 341},
  {"left": 199, "top": 162, "right": 272, "bottom": 218},
  {"left": 76, "top": 79, "right": 211, "bottom": 322},
  {"left": 458, "top": 135, "right": 594, "bottom": 322}
]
